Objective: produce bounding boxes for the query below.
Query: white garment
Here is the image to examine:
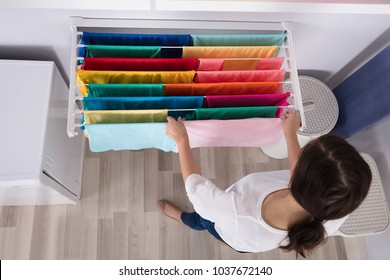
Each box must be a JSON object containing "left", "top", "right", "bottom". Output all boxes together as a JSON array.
[{"left": 185, "top": 170, "right": 348, "bottom": 253}]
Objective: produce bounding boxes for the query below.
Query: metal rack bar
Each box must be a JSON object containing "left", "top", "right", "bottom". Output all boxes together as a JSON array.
[
  {"left": 282, "top": 22, "right": 306, "bottom": 130},
  {"left": 67, "top": 24, "right": 81, "bottom": 137}
]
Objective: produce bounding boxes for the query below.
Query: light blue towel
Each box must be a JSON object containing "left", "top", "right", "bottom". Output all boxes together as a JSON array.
[
  {"left": 85, "top": 123, "right": 176, "bottom": 152},
  {"left": 191, "top": 33, "right": 286, "bottom": 46}
]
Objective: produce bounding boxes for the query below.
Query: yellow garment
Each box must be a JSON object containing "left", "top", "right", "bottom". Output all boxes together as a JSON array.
[
  {"left": 77, "top": 69, "right": 196, "bottom": 96},
  {"left": 182, "top": 46, "right": 278, "bottom": 59},
  {"left": 84, "top": 110, "right": 168, "bottom": 124}
]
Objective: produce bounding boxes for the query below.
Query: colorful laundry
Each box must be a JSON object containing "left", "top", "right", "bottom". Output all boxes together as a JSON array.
[
  {"left": 77, "top": 69, "right": 196, "bottom": 84},
  {"left": 198, "top": 59, "right": 225, "bottom": 71},
  {"left": 185, "top": 106, "right": 279, "bottom": 120},
  {"left": 204, "top": 93, "right": 290, "bottom": 108},
  {"left": 81, "top": 58, "right": 199, "bottom": 71},
  {"left": 85, "top": 123, "right": 176, "bottom": 152},
  {"left": 86, "top": 84, "right": 164, "bottom": 97},
  {"left": 81, "top": 32, "right": 192, "bottom": 46},
  {"left": 191, "top": 34, "right": 286, "bottom": 46},
  {"left": 181, "top": 118, "right": 284, "bottom": 150},
  {"left": 76, "top": 31, "right": 292, "bottom": 152},
  {"left": 84, "top": 110, "right": 168, "bottom": 124},
  {"left": 182, "top": 46, "right": 279, "bottom": 59},
  {"left": 255, "top": 57, "right": 284, "bottom": 70},
  {"left": 197, "top": 57, "right": 284, "bottom": 71},
  {"left": 77, "top": 69, "right": 196, "bottom": 95},
  {"left": 82, "top": 96, "right": 205, "bottom": 110},
  {"left": 195, "top": 70, "right": 286, "bottom": 83},
  {"left": 80, "top": 45, "right": 161, "bottom": 58},
  {"left": 165, "top": 82, "right": 283, "bottom": 96},
  {"left": 223, "top": 59, "right": 260, "bottom": 71}
]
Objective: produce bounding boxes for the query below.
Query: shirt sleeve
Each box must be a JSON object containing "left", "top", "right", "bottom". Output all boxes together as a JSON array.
[
  {"left": 324, "top": 215, "right": 350, "bottom": 236},
  {"left": 185, "top": 174, "right": 237, "bottom": 224}
]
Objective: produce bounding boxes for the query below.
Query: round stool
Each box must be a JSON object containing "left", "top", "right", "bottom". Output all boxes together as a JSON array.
[
  {"left": 337, "top": 153, "right": 389, "bottom": 236},
  {"left": 261, "top": 76, "right": 339, "bottom": 159}
]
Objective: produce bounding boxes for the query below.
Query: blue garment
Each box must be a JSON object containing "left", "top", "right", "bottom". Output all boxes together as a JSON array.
[
  {"left": 180, "top": 212, "right": 223, "bottom": 241},
  {"left": 82, "top": 96, "right": 204, "bottom": 110},
  {"left": 80, "top": 32, "right": 192, "bottom": 46},
  {"left": 332, "top": 45, "right": 390, "bottom": 138},
  {"left": 84, "top": 123, "right": 176, "bottom": 152},
  {"left": 161, "top": 47, "right": 183, "bottom": 58}
]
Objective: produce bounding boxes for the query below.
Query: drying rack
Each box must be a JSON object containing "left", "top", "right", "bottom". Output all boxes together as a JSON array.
[{"left": 67, "top": 17, "right": 306, "bottom": 137}]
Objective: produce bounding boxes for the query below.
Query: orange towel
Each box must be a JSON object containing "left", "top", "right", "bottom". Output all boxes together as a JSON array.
[
  {"left": 223, "top": 59, "right": 260, "bottom": 71},
  {"left": 183, "top": 46, "right": 279, "bottom": 59}
]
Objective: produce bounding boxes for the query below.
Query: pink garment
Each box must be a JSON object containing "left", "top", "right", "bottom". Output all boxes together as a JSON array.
[
  {"left": 195, "top": 70, "right": 286, "bottom": 83},
  {"left": 256, "top": 57, "right": 284, "bottom": 70},
  {"left": 197, "top": 58, "right": 284, "bottom": 71},
  {"left": 177, "top": 118, "right": 283, "bottom": 150},
  {"left": 204, "top": 93, "right": 290, "bottom": 108},
  {"left": 198, "top": 59, "right": 224, "bottom": 71}
]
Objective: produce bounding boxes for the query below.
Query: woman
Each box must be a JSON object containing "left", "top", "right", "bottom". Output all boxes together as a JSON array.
[{"left": 159, "top": 109, "right": 372, "bottom": 257}]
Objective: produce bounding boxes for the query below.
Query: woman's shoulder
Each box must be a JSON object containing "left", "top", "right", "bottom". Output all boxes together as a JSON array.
[
  {"left": 241, "top": 170, "right": 291, "bottom": 182},
  {"left": 226, "top": 170, "right": 291, "bottom": 193}
]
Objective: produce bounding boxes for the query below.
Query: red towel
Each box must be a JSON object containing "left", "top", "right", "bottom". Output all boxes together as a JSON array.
[{"left": 81, "top": 58, "right": 199, "bottom": 71}]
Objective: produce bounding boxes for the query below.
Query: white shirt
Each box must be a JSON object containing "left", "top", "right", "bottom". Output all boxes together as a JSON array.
[{"left": 185, "top": 170, "right": 348, "bottom": 253}]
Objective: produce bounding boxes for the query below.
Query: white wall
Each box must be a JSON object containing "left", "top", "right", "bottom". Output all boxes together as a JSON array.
[
  {"left": 0, "top": 6, "right": 389, "bottom": 88},
  {"left": 0, "top": 0, "right": 151, "bottom": 10}
]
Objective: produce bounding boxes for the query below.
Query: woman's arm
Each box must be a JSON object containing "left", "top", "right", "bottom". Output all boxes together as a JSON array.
[
  {"left": 165, "top": 116, "right": 201, "bottom": 182},
  {"left": 281, "top": 109, "right": 302, "bottom": 173}
]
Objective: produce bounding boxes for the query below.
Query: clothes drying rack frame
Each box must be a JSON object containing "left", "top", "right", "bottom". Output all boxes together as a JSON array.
[{"left": 67, "top": 17, "right": 306, "bottom": 137}]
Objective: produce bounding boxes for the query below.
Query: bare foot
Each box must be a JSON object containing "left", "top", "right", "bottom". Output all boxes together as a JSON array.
[{"left": 157, "top": 200, "right": 183, "bottom": 222}]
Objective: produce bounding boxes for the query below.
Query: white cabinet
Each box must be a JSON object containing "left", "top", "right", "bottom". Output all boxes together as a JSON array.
[{"left": 0, "top": 60, "right": 85, "bottom": 205}]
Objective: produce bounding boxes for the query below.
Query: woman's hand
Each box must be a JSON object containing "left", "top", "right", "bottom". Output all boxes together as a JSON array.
[
  {"left": 166, "top": 116, "right": 200, "bottom": 180},
  {"left": 281, "top": 109, "right": 301, "bottom": 173},
  {"left": 165, "top": 116, "right": 189, "bottom": 146},
  {"left": 281, "top": 108, "right": 301, "bottom": 138}
]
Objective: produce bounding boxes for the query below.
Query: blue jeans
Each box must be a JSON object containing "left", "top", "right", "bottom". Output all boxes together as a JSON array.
[{"left": 180, "top": 212, "right": 223, "bottom": 241}]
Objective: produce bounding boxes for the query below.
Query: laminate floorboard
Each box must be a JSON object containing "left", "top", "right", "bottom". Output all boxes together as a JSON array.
[{"left": 0, "top": 144, "right": 368, "bottom": 260}]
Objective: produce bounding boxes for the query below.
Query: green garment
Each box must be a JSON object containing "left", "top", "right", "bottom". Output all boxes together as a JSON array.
[
  {"left": 85, "top": 45, "right": 161, "bottom": 58},
  {"left": 185, "top": 106, "right": 278, "bottom": 120},
  {"left": 88, "top": 84, "right": 164, "bottom": 97},
  {"left": 191, "top": 34, "right": 286, "bottom": 46}
]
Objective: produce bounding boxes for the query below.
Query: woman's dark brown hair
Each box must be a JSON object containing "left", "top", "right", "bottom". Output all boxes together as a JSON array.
[{"left": 280, "top": 134, "right": 372, "bottom": 257}]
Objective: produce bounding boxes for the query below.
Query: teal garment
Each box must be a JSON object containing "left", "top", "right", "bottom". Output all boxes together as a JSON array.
[
  {"left": 191, "top": 34, "right": 286, "bottom": 46},
  {"left": 88, "top": 84, "right": 164, "bottom": 97},
  {"left": 82, "top": 96, "right": 204, "bottom": 110},
  {"left": 185, "top": 106, "right": 278, "bottom": 120},
  {"left": 85, "top": 45, "right": 161, "bottom": 58},
  {"left": 85, "top": 123, "right": 176, "bottom": 152}
]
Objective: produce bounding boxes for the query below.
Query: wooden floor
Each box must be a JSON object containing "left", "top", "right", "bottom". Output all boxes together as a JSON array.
[{"left": 0, "top": 144, "right": 368, "bottom": 259}]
